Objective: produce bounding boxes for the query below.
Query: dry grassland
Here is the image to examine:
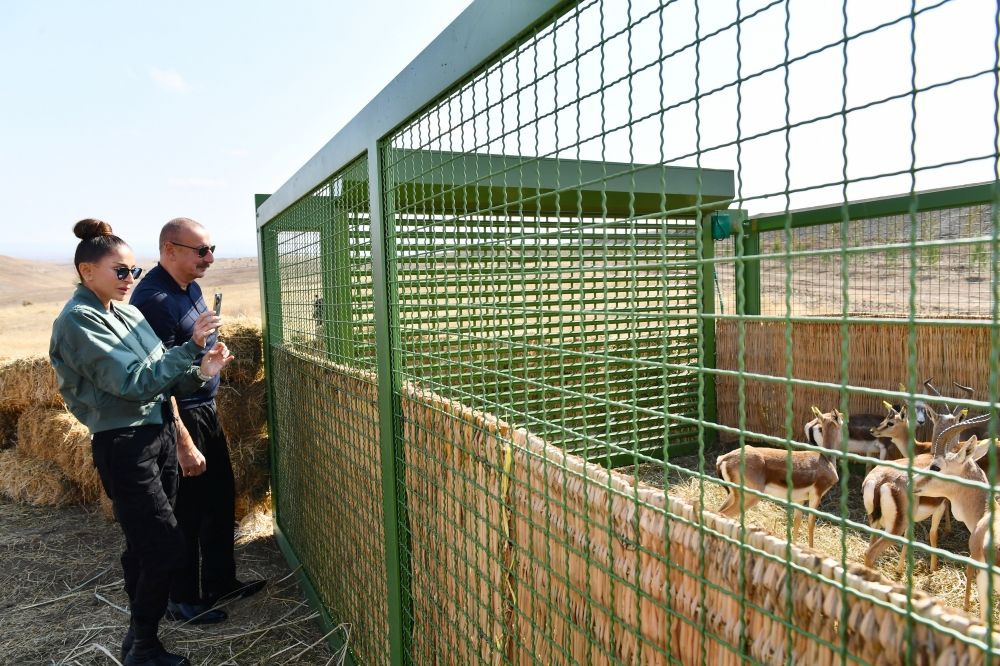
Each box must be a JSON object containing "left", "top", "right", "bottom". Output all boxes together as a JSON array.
[{"left": 0, "top": 256, "right": 261, "bottom": 359}]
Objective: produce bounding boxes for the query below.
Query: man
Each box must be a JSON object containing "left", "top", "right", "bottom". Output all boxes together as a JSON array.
[{"left": 131, "top": 218, "right": 265, "bottom": 624}]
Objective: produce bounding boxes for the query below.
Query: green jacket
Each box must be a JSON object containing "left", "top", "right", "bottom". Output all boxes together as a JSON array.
[{"left": 49, "top": 284, "right": 206, "bottom": 434}]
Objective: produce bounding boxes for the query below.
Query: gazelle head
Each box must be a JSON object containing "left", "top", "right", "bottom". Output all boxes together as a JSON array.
[
  {"left": 871, "top": 401, "right": 908, "bottom": 441},
  {"left": 806, "top": 405, "right": 844, "bottom": 452},
  {"left": 915, "top": 414, "right": 994, "bottom": 490},
  {"left": 922, "top": 378, "right": 972, "bottom": 438}
]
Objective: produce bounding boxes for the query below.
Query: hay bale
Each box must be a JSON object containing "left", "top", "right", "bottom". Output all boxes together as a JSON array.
[
  {"left": 218, "top": 322, "right": 263, "bottom": 386},
  {"left": 0, "top": 356, "right": 63, "bottom": 412},
  {"left": 16, "top": 406, "right": 102, "bottom": 504},
  {"left": 216, "top": 378, "right": 269, "bottom": 498},
  {"left": 0, "top": 449, "right": 81, "bottom": 507},
  {"left": 0, "top": 407, "right": 19, "bottom": 448},
  {"left": 216, "top": 380, "right": 267, "bottom": 444}
]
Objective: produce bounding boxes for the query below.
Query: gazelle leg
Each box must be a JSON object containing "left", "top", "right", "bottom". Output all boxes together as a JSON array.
[
  {"left": 928, "top": 503, "right": 945, "bottom": 573},
  {"left": 792, "top": 508, "right": 803, "bottom": 544},
  {"left": 717, "top": 488, "right": 758, "bottom": 518},
  {"left": 978, "top": 568, "right": 990, "bottom": 623},
  {"left": 865, "top": 537, "right": 891, "bottom": 569},
  {"left": 966, "top": 563, "right": 974, "bottom": 612},
  {"left": 942, "top": 500, "right": 953, "bottom": 536},
  {"left": 897, "top": 543, "right": 908, "bottom": 576}
]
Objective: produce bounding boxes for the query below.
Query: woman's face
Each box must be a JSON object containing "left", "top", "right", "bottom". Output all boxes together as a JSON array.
[{"left": 80, "top": 245, "right": 139, "bottom": 306}]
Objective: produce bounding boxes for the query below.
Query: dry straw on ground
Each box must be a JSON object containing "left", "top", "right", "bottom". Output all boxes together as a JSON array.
[
  {"left": 0, "top": 500, "right": 342, "bottom": 665},
  {"left": 0, "top": 356, "right": 62, "bottom": 413},
  {"left": 0, "top": 449, "right": 81, "bottom": 507}
]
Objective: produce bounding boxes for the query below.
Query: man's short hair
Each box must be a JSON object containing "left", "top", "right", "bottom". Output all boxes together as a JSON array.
[{"left": 159, "top": 217, "right": 204, "bottom": 249}]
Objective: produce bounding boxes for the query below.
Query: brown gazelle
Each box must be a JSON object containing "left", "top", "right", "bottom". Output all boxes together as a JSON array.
[
  {"left": 914, "top": 414, "right": 995, "bottom": 620},
  {"left": 862, "top": 452, "right": 948, "bottom": 573},
  {"left": 861, "top": 392, "right": 968, "bottom": 573},
  {"left": 715, "top": 406, "right": 841, "bottom": 548}
]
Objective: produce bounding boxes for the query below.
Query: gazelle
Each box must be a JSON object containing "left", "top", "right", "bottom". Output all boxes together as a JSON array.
[
  {"left": 912, "top": 414, "right": 994, "bottom": 618},
  {"left": 861, "top": 393, "right": 968, "bottom": 573},
  {"left": 862, "top": 452, "right": 948, "bottom": 573},
  {"left": 715, "top": 406, "right": 841, "bottom": 548}
]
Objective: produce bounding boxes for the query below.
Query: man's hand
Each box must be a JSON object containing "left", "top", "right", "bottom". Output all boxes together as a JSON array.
[{"left": 177, "top": 423, "right": 207, "bottom": 477}]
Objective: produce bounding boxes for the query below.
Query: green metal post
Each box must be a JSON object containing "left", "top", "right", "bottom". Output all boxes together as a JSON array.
[
  {"left": 254, "top": 194, "right": 281, "bottom": 513},
  {"left": 741, "top": 217, "right": 761, "bottom": 317},
  {"left": 368, "top": 143, "right": 410, "bottom": 665},
  {"left": 700, "top": 215, "right": 718, "bottom": 446}
]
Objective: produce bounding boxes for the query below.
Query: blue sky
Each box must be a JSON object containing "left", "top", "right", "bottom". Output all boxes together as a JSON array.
[
  {"left": 1, "top": 1, "right": 473, "bottom": 260},
  {"left": 3, "top": 1, "right": 996, "bottom": 261}
]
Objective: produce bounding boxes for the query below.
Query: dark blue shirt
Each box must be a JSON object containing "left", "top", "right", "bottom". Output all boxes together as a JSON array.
[{"left": 130, "top": 263, "right": 219, "bottom": 408}]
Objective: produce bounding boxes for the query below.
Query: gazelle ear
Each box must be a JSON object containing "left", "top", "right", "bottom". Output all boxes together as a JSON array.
[
  {"left": 811, "top": 405, "right": 823, "bottom": 418},
  {"left": 898, "top": 383, "right": 907, "bottom": 393},
  {"left": 882, "top": 400, "right": 894, "bottom": 413},
  {"left": 970, "top": 436, "right": 991, "bottom": 462}
]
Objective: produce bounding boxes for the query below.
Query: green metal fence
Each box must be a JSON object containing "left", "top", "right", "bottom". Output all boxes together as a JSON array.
[{"left": 257, "top": 1, "right": 1000, "bottom": 663}]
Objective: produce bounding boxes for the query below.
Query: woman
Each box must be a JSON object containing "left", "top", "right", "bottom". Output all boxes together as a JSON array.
[{"left": 50, "top": 219, "right": 232, "bottom": 666}]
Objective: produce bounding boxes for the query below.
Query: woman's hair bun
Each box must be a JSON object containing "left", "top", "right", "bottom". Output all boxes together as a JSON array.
[{"left": 73, "top": 218, "right": 114, "bottom": 241}]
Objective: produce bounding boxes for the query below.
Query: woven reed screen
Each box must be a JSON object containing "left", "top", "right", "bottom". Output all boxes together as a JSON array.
[
  {"left": 257, "top": 0, "right": 1000, "bottom": 663},
  {"left": 716, "top": 320, "right": 1000, "bottom": 443}
]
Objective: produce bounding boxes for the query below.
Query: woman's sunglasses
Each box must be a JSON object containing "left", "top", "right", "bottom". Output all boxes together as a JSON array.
[
  {"left": 112, "top": 266, "right": 143, "bottom": 281},
  {"left": 169, "top": 240, "right": 216, "bottom": 258}
]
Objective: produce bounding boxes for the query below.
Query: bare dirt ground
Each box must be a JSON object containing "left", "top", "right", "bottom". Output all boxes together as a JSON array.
[{"left": 0, "top": 500, "right": 344, "bottom": 665}]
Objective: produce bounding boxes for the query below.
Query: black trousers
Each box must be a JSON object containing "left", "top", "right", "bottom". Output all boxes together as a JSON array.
[
  {"left": 92, "top": 419, "right": 183, "bottom": 640},
  {"left": 172, "top": 401, "right": 237, "bottom": 603}
]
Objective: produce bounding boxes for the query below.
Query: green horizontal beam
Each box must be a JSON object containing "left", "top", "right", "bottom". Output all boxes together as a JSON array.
[{"left": 750, "top": 181, "right": 999, "bottom": 233}]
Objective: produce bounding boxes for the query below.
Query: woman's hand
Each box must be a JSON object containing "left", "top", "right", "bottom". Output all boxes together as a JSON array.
[
  {"left": 198, "top": 342, "right": 235, "bottom": 378},
  {"left": 192, "top": 311, "right": 222, "bottom": 348}
]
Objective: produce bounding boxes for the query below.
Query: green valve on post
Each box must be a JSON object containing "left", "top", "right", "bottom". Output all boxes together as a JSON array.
[{"left": 710, "top": 211, "right": 732, "bottom": 241}]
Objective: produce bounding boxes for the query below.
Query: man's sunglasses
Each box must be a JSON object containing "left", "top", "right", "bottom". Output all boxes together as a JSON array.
[
  {"left": 113, "top": 266, "right": 143, "bottom": 281},
  {"left": 169, "top": 240, "right": 216, "bottom": 258}
]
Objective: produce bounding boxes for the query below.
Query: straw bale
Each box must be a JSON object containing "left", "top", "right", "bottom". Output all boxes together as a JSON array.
[
  {"left": 402, "top": 385, "right": 513, "bottom": 666},
  {"left": 219, "top": 322, "right": 264, "bottom": 386},
  {"left": 216, "top": 379, "right": 267, "bottom": 444},
  {"left": 0, "top": 356, "right": 63, "bottom": 412},
  {"left": 0, "top": 449, "right": 81, "bottom": 507},
  {"left": 16, "top": 406, "right": 102, "bottom": 504},
  {"left": 0, "top": 407, "right": 18, "bottom": 448}
]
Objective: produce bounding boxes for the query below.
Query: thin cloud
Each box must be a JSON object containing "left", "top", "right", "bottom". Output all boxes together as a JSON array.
[
  {"left": 168, "top": 177, "right": 226, "bottom": 189},
  {"left": 229, "top": 148, "right": 250, "bottom": 158},
  {"left": 149, "top": 67, "right": 189, "bottom": 93}
]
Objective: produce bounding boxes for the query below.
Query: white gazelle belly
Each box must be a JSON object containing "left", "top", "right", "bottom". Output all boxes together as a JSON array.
[{"left": 763, "top": 483, "right": 812, "bottom": 504}]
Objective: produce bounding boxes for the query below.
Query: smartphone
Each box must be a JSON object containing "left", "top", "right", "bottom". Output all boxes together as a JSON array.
[{"left": 213, "top": 292, "right": 223, "bottom": 316}]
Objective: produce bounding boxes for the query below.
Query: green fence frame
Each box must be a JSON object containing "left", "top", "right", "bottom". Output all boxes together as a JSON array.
[{"left": 255, "top": 1, "right": 1000, "bottom": 664}]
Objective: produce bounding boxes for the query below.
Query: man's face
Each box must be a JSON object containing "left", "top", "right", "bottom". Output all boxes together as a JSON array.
[{"left": 165, "top": 225, "right": 215, "bottom": 283}]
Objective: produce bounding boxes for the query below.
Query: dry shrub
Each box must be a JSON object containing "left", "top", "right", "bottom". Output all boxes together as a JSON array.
[
  {"left": 219, "top": 322, "right": 263, "bottom": 386},
  {"left": 0, "top": 356, "right": 63, "bottom": 412},
  {"left": 0, "top": 408, "right": 19, "bottom": 449},
  {"left": 16, "top": 406, "right": 102, "bottom": 503},
  {"left": 0, "top": 449, "right": 81, "bottom": 507}
]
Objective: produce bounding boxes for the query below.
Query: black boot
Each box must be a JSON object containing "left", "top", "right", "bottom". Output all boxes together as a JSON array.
[
  {"left": 123, "top": 636, "right": 190, "bottom": 666},
  {"left": 120, "top": 624, "right": 134, "bottom": 663}
]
